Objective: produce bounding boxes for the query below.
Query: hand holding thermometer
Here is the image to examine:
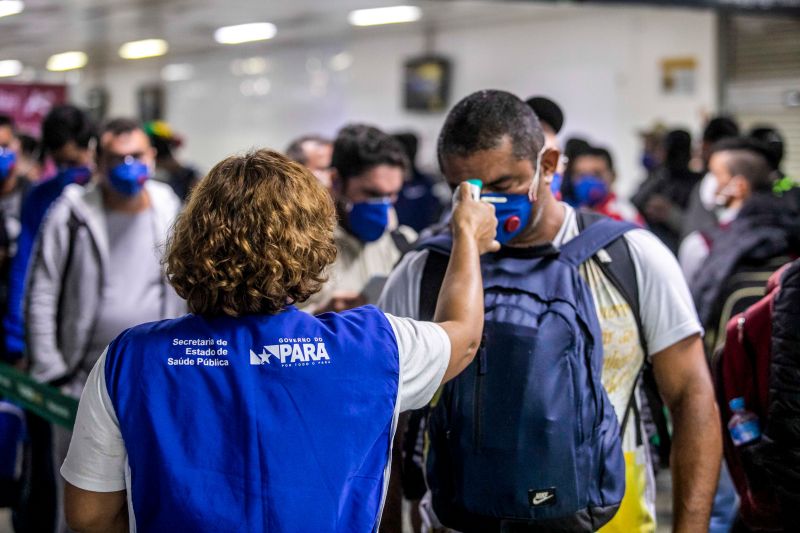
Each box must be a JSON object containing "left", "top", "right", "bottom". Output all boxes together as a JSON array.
[
  {"left": 480, "top": 194, "right": 522, "bottom": 234},
  {"left": 452, "top": 179, "right": 483, "bottom": 206}
]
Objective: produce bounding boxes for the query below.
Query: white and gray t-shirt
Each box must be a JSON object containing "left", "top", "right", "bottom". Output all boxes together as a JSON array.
[{"left": 89, "top": 209, "right": 165, "bottom": 357}]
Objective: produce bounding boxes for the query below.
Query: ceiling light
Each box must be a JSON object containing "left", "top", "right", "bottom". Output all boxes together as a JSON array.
[
  {"left": 46, "top": 51, "right": 88, "bottom": 72},
  {"left": 214, "top": 23, "right": 276, "bottom": 45},
  {"left": 348, "top": 5, "right": 421, "bottom": 27},
  {"left": 161, "top": 63, "right": 194, "bottom": 82},
  {"left": 0, "top": 1, "right": 24, "bottom": 19},
  {"left": 0, "top": 59, "right": 22, "bottom": 77},
  {"left": 119, "top": 39, "right": 168, "bottom": 60}
]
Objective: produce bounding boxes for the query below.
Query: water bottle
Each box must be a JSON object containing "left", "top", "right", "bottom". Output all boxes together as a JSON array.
[{"left": 728, "top": 397, "right": 761, "bottom": 447}]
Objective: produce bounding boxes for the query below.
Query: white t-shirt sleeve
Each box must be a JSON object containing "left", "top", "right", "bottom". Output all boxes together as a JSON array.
[
  {"left": 626, "top": 229, "right": 704, "bottom": 356},
  {"left": 61, "top": 349, "right": 128, "bottom": 492},
  {"left": 385, "top": 314, "right": 451, "bottom": 412},
  {"left": 677, "top": 231, "right": 710, "bottom": 286},
  {"left": 377, "top": 250, "right": 429, "bottom": 319}
]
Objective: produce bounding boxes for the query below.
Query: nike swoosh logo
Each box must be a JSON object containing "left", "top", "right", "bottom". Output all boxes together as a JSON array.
[{"left": 532, "top": 494, "right": 554, "bottom": 505}]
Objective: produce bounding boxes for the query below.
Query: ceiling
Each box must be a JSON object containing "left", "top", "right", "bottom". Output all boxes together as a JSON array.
[{"left": 0, "top": 0, "right": 573, "bottom": 73}]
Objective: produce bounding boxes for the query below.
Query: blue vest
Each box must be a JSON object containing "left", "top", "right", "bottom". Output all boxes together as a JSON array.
[{"left": 104, "top": 305, "right": 400, "bottom": 532}]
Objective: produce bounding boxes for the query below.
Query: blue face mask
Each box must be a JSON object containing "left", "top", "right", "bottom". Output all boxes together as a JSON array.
[
  {"left": 108, "top": 158, "right": 149, "bottom": 197},
  {"left": 572, "top": 175, "right": 610, "bottom": 208},
  {"left": 0, "top": 148, "right": 16, "bottom": 181},
  {"left": 550, "top": 172, "right": 563, "bottom": 197},
  {"left": 347, "top": 198, "right": 391, "bottom": 243},
  {"left": 641, "top": 152, "right": 658, "bottom": 172},
  {"left": 57, "top": 165, "right": 93, "bottom": 186},
  {"left": 480, "top": 193, "right": 532, "bottom": 244},
  {"left": 476, "top": 146, "right": 546, "bottom": 245}
]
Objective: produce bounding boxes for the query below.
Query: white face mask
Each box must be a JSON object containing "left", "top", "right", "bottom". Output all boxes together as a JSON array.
[
  {"left": 715, "top": 180, "right": 733, "bottom": 208},
  {"left": 699, "top": 172, "right": 719, "bottom": 211},
  {"left": 710, "top": 173, "right": 742, "bottom": 223}
]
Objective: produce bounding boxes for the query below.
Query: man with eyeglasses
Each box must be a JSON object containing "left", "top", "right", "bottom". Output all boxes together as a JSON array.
[{"left": 25, "top": 117, "right": 184, "bottom": 532}]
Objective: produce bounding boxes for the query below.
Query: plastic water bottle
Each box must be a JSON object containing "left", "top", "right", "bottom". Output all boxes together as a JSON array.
[{"left": 728, "top": 397, "right": 761, "bottom": 446}]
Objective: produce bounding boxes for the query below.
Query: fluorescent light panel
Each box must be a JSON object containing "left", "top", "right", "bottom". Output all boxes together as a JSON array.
[
  {"left": 348, "top": 5, "right": 421, "bottom": 27},
  {"left": 0, "top": 59, "right": 22, "bottom": 77},
  {"left": 119, "top": 38, "right": 168, "bottom": 59},
  {"left": 215, "top": 23, "right": 276, "bottom": 45},
  {"left": 46, "top": 51, "right": 87, "bottom": 72},
  {"left": 0, "top": 1, "right": 24, "bottom": 19}
]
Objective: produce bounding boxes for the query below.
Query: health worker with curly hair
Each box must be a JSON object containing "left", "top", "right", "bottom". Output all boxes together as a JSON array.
[{"left": 58, "top": 148, "right": 498, "bottom": 533}]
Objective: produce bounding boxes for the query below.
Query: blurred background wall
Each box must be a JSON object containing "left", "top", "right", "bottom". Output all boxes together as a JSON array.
[{"left": 1, "top": 1, "right": 797, "bottom": 195}]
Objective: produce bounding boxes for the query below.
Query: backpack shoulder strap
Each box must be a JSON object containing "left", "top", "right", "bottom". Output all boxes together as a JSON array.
[
  {"left": 576, "top": 211, "right": 647, "bottom": 355},
  {"left": 418, "top": 250, "right": 449, "bottom": 322},
  {"left": 559, "top": 215, "right": 637, "bottom": 267},
  {"left": 390, "top": 228, "right": 413, "bottom": 256},
  {"left": 575, "top": 211, "right": 650, "bottom": 436},
  {"left": 416, "top": 231, "right": 454, "bottom": 321},
  {"left": 49, "top": 211, "right": 88, "bottom": 388}
]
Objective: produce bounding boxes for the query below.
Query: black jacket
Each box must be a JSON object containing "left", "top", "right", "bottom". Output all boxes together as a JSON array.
[
  {"left": 764, "top": 259, "right": 800, "bottom": 530},
  {"left": 691, "top": 192, "right": 800, "bottom": 329}
]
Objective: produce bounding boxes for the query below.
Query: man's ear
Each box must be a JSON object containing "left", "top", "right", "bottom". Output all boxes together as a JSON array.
[
  {"left": 541, "top": 147, "right": 560, "bottom": 183},
  {"left": 731, "top": 174, "right": 751, "bottom": 199}
]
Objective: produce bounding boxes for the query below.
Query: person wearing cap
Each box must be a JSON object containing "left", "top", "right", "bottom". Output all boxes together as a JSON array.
[
  {"left": 59, "top": 148, "right": 499, "bottom": 532},
  {"left": 145, "top": 120, "right": 199, "bottom": 202}
]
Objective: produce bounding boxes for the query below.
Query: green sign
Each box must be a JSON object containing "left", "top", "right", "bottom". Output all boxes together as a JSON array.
[{"left": 0, "top": 363, "right": 78, "bottom": 428}]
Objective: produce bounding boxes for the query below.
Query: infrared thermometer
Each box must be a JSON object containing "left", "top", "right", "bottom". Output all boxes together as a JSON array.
[{"left": 453, "top": 179, "right": 483, "bottom": 206}]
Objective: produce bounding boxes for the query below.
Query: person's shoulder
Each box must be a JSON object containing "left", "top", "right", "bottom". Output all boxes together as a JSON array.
[
  {"left": 113, "top": 314, "right": 194, "bottom": 347},
  {"left": 37, "top": 184, "right": 86, "bottom": 229},
  {"left": 623, "top": 226, "right": 674, "bottom": 259},
  {"left": 145, "top": 179, "right": 181, "bottom": 209},
  {"left": 392, "top": 248, "right": 430, "bottom": 278},
  {"left": 395, "top": 224, "right": 418, "bottom": 243},
  {"left": 320, "top": 304, "right": 389, "bottom": 325},
  {"left": 317, "top": 305, "right": 399, "bottom": 344},
  {"left": 622, "top": 226, "right": 689, "bottom": 284},
  {"left": 29, "top": 175, "right": 60, "bottom": 195}
]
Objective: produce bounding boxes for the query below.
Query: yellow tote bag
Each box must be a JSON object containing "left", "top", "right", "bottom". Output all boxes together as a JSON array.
[{"left": 598, "top": 450, "right": 656, "bottom": 533}]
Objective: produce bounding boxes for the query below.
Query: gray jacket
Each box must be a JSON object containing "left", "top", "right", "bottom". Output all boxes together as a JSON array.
[{"left": 25, "top": 180, "right": 184, "bottom": 392}]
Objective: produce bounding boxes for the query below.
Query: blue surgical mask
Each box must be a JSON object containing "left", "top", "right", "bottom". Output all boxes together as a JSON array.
[
  {"left": 572, "top": 175, "right": 610, "bottom": 208},
  {"left": 347, "top": 198, "right": 391, "bottom": 243},
  {"left": 0, "top": 147, "right": 16, "bottom": 181},
  {"left": 57, "top": 165, "right": 93, "bottom": 186},
  {"left": 480, "top": 193, "right": 532, "bottom": 244},
  {"left": 478, "top": 146, "right": 546, "bottom": 245},
  {"left": 108, "top": 157, "right": 149, "bottom": 197}
]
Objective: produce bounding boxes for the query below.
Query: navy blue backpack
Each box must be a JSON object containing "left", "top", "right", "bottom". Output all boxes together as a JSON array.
[{"left": 420, "top": 218, "right": 634, "bottom": 532}]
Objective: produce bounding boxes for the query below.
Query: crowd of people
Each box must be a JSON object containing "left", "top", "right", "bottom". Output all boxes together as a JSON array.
[{"left": 0, "top": 88, "right": 797, "bottom": 533}]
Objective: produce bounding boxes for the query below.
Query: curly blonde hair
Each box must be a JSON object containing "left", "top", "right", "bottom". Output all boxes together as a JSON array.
[{"left": 165, "top": 149, "right": 337, "bottom": 316}]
